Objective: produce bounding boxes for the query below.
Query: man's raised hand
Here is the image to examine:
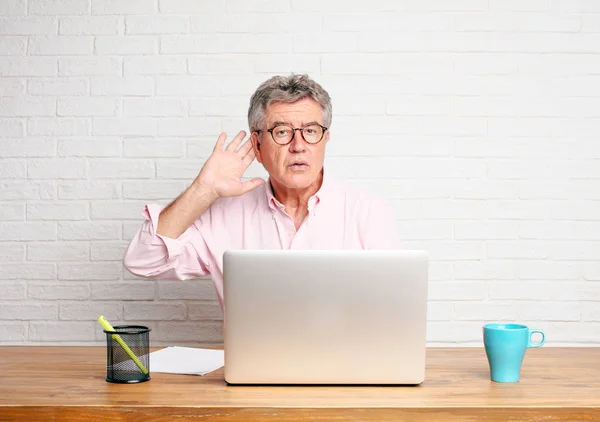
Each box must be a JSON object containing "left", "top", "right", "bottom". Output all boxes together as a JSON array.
[{"left": 194, "top": 131, "right": 265, "bottom": 199}]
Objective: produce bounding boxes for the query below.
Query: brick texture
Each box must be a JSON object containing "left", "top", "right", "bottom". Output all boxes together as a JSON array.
[{"left": 0, "top": 0, "right": 599, "bottom": 347}]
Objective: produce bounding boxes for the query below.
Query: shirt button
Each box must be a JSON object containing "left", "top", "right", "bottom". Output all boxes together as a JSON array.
[{"left": 288, "top": 232, "right": 293, "bottom": 236}]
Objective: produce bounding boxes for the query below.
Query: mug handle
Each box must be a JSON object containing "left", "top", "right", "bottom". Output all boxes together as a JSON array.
[{"left": 527, "top": 329, "right": 545, "bottom": 348}]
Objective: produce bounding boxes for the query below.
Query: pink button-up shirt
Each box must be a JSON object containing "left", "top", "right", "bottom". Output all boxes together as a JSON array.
[{"left": 123, "top": 173, "right": 399, "bottom": 310}]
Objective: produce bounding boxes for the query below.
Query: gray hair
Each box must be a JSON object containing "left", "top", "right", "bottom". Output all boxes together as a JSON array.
[{"left": 247, "top": 74, "right": 332, "bottom": 133}]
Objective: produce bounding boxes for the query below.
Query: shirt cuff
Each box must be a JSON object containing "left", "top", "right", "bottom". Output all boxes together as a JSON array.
[{"left": 140, "top": 203, "right": 194, "bottom": 260}]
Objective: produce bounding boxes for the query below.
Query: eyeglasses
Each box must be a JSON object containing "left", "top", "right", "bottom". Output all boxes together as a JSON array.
[{"left": 256, "top": 123, "right": 328, "bottom": 146}]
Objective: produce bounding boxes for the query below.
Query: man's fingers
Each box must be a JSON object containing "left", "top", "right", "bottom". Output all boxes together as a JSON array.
[
  {"left": 214, "top": 132, "right": 227, "bottom": 152},
  {"left": 241, "top": 178, "right": 266, "bottom": 194},
  {"left": 226, "top": 130, "right": 247, "bottom": 152},
  {"left": 241, "top": 148, "right": 256, "bottom": 169},
  {"left": 236, "top": 139, "right": 254, "bottom": 157}
]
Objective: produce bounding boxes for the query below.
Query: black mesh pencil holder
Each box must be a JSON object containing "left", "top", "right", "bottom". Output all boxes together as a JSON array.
[{"left": 104, "top": 325, "right": 151, "bottom": 384}]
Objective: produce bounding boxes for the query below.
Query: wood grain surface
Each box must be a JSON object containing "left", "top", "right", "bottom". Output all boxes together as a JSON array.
[{"left": 0, "top": 347, "right": 598, "bottom": 421}]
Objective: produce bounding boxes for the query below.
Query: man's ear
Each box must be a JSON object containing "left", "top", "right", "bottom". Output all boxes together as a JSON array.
[
  {"left": 251, "top": 131, "right": 263, "bottom": 163},
  {"left": 324, "top": 129, "right": 331, "bottom": 145}
]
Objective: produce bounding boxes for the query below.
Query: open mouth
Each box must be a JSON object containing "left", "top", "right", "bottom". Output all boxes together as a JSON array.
[{"left": 289, "top": 161, "right": 309, "bottom": 170}]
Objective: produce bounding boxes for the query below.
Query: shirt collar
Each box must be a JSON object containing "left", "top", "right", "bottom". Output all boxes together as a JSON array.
[{"left": 265, "top": 168, "right": 333, "bottom": 216}]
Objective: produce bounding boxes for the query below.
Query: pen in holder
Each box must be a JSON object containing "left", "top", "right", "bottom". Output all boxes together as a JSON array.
[{"left": 98, "top": 315, "right": 151, "bottom": 384}]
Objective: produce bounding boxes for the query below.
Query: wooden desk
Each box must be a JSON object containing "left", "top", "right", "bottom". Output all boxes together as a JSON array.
[{"left": 0, "top": 347, "right": 598, "bottom": 421}]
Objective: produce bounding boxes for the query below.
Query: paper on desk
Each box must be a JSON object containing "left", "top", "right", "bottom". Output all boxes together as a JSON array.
[{"left": 149, "top": 346, "right": 224, "bottom": 376}]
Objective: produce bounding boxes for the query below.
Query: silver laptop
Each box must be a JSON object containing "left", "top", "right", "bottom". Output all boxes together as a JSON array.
[{"left": 223, "top": 249, "right": 429, "bottom": 385}]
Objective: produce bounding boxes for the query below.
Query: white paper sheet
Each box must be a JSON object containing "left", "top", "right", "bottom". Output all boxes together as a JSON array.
[{"left": 149, "top": 346, "right": 224, "bottom": 376}]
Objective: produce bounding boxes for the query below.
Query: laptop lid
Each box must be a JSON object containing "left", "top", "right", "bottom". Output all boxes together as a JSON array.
[{"left": 223, "top": 249, "right": 429, "bottom": 385}]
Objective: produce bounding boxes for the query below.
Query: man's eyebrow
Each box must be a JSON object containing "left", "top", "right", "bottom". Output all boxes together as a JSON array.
[{"left": 271, "top": 120, "right": 320, "bottom": 127}]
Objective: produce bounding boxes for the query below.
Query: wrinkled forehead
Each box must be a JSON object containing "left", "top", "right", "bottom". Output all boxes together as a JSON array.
[{"left": 264, "top": 98, "right": 324, "bottom": 127}]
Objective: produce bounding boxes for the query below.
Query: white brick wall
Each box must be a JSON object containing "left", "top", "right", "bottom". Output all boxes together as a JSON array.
[{"left": 1, "top": 0, "right": 599, "bottom": 347}]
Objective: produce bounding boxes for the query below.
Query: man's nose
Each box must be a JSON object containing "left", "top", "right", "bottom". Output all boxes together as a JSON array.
[{"left": 289, "top": 129, "right": 306, "bottom": 152}]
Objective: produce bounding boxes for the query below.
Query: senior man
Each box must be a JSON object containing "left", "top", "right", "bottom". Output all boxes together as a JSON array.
[{"left": 124, "top": 74, "right": 399, "bottom": 309}]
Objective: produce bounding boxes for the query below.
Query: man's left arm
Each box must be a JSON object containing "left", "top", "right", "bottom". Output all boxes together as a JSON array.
[{"left": 360, "top": 195, "right": 401, "bottom": 250}]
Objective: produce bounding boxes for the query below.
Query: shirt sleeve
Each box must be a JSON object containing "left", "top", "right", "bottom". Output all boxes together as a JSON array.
[
  {"left": 123, "top": 203, "right": 213, "bottom": 280},
  {"left": 360, "top": 194, "right": 401, "bottom": 250}
]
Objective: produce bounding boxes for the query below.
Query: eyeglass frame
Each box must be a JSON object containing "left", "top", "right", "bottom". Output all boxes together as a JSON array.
[{"left": 254, "top": 123, "right": 328, "bottom": 146}]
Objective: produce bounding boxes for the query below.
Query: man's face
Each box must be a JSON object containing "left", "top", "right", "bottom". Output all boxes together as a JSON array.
[{"left": 251, "top": 97, "right": 329, "bottom": 190}]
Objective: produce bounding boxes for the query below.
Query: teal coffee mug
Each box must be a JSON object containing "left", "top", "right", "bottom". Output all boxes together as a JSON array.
[{"left": 483, "top": 323, "right": 545, "bottom": 383}]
